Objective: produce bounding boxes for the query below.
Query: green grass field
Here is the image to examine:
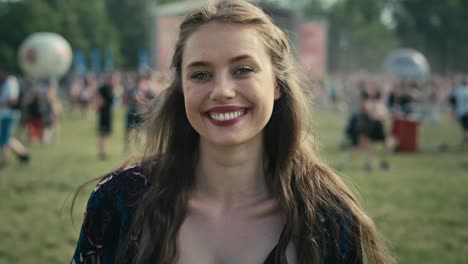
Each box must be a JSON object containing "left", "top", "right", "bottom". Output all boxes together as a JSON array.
[{"left": 0, "top": 108, "right": 467, "bottom": 263}]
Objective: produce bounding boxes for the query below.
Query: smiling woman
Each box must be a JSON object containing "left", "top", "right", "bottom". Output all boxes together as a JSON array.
[
  {"left": 71, "top": 1, "right": 395, "bottom": 264},
  {"left": 182, "top": 22, "right": 279, "bottom": 147}
]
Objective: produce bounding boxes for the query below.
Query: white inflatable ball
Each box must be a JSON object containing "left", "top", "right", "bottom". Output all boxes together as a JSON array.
[
  {"left": 18, "top": 32, "right": 72, "bottom": 78},
  {"left": 384, "top": 48, "right": 430, "bottom": 82}
]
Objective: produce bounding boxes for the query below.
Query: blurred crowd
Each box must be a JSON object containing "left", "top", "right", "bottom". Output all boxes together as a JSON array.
[
  {"left": 64, "top": 71, "right": 167, "bottom": 159},
  {"left": 314, "top": 73, "right": 468, "bottom": 170},
  {"left": 0, "top": 69, "right": 169, "bottom": 167},
  {"left": 1, "top": 69, "right": 467, "bottom": 170}
]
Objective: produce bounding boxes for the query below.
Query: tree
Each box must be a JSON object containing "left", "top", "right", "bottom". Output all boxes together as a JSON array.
[
  {"left": 103, "top": 0, "right": 184, "bottom": 68},
  {"left": 326, "top": 0, "right": 397, "bottom": 73},
  {"left": 104, "top": 0, "right": 153, "bottom": 68},
  {"left": 0, "top": 0, "right": 119, "bottom": 72},
  {"left": 0, "top": 0, "right": 57, "bottom": 72},
  {"left": 291, "top": 0, "right": 397, "bottom": 74},
  {"left": 392, "top": 0, "right": 468, "bottom": 73}
]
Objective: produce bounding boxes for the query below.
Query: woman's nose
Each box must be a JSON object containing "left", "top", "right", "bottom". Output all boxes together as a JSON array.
[{"left": 209, "top": 74, "right": 236, "bottom": 102}]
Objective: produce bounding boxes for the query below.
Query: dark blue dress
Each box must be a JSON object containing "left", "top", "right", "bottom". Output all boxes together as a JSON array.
[{"left": 72, "top": 165, "right": 362, "bottom": 264}]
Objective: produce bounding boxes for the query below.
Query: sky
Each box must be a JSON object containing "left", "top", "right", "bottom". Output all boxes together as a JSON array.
[{"left": 320, "top": 0, "right": 338, "bottom": 8}]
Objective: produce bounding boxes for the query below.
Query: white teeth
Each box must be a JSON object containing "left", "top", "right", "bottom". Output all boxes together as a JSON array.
[{"left": 210, "top": 110, "right": 244, "bottom": 121}]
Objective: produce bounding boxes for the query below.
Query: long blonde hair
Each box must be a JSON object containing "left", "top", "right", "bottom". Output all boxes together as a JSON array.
[{"left": 110, "top": 0, "right": 394, "bottom": 263}]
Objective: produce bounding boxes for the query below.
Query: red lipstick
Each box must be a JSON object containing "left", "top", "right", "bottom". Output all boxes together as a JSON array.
[{"left": 205, "top": 106, "right": 247, "bottom": 127}]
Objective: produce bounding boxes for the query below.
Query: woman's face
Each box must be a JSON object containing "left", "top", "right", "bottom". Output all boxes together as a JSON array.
[{"left": 181, "top": 22, "right": 280, "bottom": 147}]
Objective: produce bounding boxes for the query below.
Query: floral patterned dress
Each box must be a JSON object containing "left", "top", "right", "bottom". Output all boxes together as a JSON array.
[
  {"left": 72, "top": 165, "right": 149, "bottom": 264},
  {"left": 72, "top": 165, "right": 362, "bottom": 264}
]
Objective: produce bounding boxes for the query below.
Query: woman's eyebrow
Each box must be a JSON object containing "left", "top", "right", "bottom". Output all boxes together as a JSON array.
[
  {"left": 230, "top": 54, "right": 253, "bottom": 63},
  {"left": 185, "top": 54, "right": 254, "bottom": 69},
  {"left": 186, "top": 61, "right": 210, "bottom": 69}
]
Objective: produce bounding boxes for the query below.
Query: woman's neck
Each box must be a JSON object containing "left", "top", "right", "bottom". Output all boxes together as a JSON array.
[{"left": 194, "top": 138, "right": 269, "bottom": 209}]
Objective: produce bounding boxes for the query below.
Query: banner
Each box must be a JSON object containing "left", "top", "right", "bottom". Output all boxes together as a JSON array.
[
  {"left": 91, "top": 48, "right": 101, "bottom": 74},
  {"left": 104, "top": 48, "right": 114, "bottom": 73},
  {"left": 138, "top": 49, "right": 149, "bottom": 74},
  {"left": 298, "top": 22, "right": 328, "bottom": 79},
  {"left": 73, "top": 49, "right": 87, "bottom": 77},
  {"left": 156, "top": 16, "right": 182, "bottom": 72}
]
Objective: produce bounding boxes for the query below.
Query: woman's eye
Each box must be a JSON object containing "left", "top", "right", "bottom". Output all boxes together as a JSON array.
[
  {"left": 191, "top": 72, "right": 212, "bottom": 81},
  {"left": 234, "top": 66, "right": 254, "bottom": 76}
]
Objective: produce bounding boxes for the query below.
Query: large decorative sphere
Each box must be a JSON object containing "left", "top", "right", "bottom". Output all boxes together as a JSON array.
[
  {"left": 18, "top": 32, "right": 72, "bottom": 78},
  {"left": 384, "top": 48, "right": 430, "bottom": 82}
]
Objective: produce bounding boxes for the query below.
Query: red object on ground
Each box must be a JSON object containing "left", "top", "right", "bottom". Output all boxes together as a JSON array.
[
  {"left": 28, "top": 117, "right": 44, "bottom": 143},
  {"left": 391, "top": 116, "right": 419, "bottom": 153}
]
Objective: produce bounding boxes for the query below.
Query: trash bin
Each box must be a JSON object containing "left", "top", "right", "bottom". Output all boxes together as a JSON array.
[{"left": 391, "top": 116, "right": 419, "bottom": 152}]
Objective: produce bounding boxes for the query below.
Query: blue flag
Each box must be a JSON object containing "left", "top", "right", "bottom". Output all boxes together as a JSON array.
[
  {"left": 73, "top": 49, "right": 87, "bottom": 77},
  {"left": 138, "top": 49, "right": 149, "bottom": 74},
  {"left": 91, "top": 48, "right": 101, "bottom": 74},
  {"left": 104, "top": 48, "right": 114, "bottom": 73}
]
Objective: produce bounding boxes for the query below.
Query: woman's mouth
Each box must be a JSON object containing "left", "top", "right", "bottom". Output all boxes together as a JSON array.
[
  {"left": 209, "top": 109, "right": 245, "bottom": 121},
  {"left": 205, "top": 106, "right": 248, "bottom": 126}
]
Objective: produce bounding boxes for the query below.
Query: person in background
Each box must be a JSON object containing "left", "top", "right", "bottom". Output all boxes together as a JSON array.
[
  {"left": 422, "top": 78, "right": 443, "bottom": 126},
  {"left": 78, "top": 74, "right": 97, "bottom": 120},
  {"left": 389, "top": 80, "right": 422, "bottom": 118},
  {"left": 24, "top": 87, "right": 46, "bottom": 144},
  {"left": 96, "top": 72, "right": 118, "bottom": 160},
  {"left": 0, "top": 68, "right": 30, "bottom": 167},
  {"left": 343, "top": 80, "right": 391, "bottom": 171},
  {"left": 449, "top": 75, "right": 468, "bottom": 149},
  {"left": 41, "top": 79, "right": 62, "bottom": 144},
  {"left": 67, "top": 74, "right": 83, "bottom": 117},
  {"left": 72, "top": 1, "right": 394, "bottom": 263},
  {"left": 122, "top": 74, "right": 149, "bottom": 153}
]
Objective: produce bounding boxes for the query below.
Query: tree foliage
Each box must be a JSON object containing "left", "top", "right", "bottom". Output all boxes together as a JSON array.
[
  {"left": 104, "top": 0, "right": 153, "bottom": 68},
  {"left": 1, "top": 0, "right": 467, "bottom": 74},
  {"left": 392, "top": 0, "right": 468, "bottom": 73},
  {"left": 325, "top": 0, "right": 397, "bottom": 73},
  {"left": 0, "top": 0, "right": 119, "bottom": 72},
  {"left": 0, "top": 0, "right": 186, "bottom": 71},
  {"left": 293, "top": 0, "right": 397, "bottom": 73}
]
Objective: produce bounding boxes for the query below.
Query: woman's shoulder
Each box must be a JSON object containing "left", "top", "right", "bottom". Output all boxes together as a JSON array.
[
  {"left": 73, "top": 164, "right": 151, "bottom": 262},
  {"left": 89, "top": 164, "right": 150, "bottom": 209},
  {"left": 317, "top": 203, "right": 363, "bottom": 263}
]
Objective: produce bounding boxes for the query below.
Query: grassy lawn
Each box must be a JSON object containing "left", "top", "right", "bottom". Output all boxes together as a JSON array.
[{"left": 0, "top": 108, "right": 466, "bottom": 263}]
